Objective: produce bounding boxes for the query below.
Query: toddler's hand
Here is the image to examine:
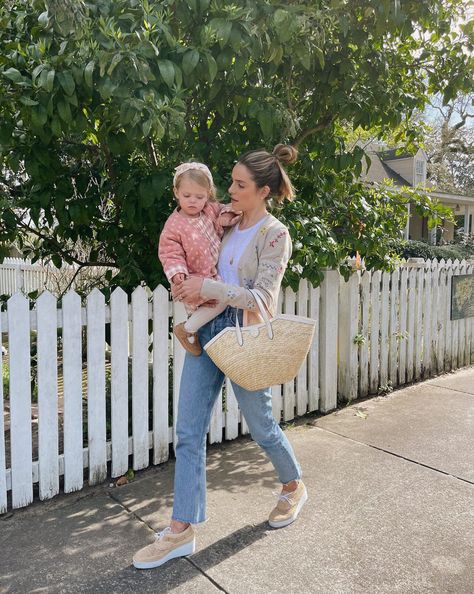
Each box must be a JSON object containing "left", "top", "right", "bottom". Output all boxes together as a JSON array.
[{"left": 172, "top": 273, "right": 186, "bottom": 284}]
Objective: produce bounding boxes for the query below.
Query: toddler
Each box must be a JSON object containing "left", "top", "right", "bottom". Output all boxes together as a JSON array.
[{"left": 158, "top": 162, "right": 240, "bottom": 355}]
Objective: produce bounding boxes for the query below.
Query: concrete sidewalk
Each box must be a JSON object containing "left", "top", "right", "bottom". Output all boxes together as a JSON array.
[{"left": 1, "top": 367, "right": 473, "bottom": 594}]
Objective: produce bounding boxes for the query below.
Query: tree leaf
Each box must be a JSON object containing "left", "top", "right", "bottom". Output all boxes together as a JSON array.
[
  {"left": 58, "top": 71, "right": 75, "bottom": 96},
  {"left": 209, "top": 18, "right": 232, "bottom": 47},
  {"left": 258, "top": 109, "right": 272, "bottom": 139},
  {"left": 274, "top": 9, "right": 288, "bottom": 25},
  {"left": 206, "top": 54, "right": 217, "bottom": 82},
  {"left": 31, "top": 105, "right": 48, "bottom": 127},
  {"left": 58, "top": 40, "right": 68, "bottom": 55},
  {"left": 57, "top": 100, "right": 72, "bottom": 123},
  {"left": 182, "top": 49, "right": 200, "bottom": 75},
  {"left": 158, "top": 59, "right": 175, "bottom": 87},
  {"left": 38, "top": 10, "right": 49, "bottom": 28},
  {"left": 20, "top": 96, "right": 39, "bottom": 106},
  {"left": 51, "top": 116, "right": 62, "bottom": 137},
  {"left": 52, "top": 254, "right": 62, "bottom": 269},
  {"left": 3, "top": 67, "right": 22, "bottom": 82},
  {"left": 45, "top": 70, "right": 55, "bottom": 92},
  {"left": 107, "top": 53, "right": 123, "bottom": 76},
  {"left": 314, "top": 47, "right": 325, "bottom": 69},
  {"left": 234, "top": 55, "right": 247, "bottom": 81},
  {"left": 142, "top": 119, "right": 152, "bottom": 137},
  {"left": 84, "top": 61, "right": 94, "bottom": 89},
  {"left": 32, "top": 64, "right": 46, "bottom": 84}
]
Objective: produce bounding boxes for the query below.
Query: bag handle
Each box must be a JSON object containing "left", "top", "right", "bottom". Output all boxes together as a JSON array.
[{"left": 234, "top": 289, "right": 274, "bottom": 346}]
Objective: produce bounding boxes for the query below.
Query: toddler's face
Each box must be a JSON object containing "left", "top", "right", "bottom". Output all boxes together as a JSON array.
[{"left": 174, "top": 178, "right": 209, "bottom": 217}]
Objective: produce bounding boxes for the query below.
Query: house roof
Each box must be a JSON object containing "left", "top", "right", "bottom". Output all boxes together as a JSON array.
[
  {"left": 377, "top": 148, "right": 413, "bottom": 161},
  {"left": 356, "top": 141, "right": 473, "bottom": 201},
  {"left": 359, "top": 150, "right": 410, "bottom": 186}
]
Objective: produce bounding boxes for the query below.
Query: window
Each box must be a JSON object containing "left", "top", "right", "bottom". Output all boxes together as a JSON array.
[
  {"left": 415, "top": 160, "right": 425, "bottom": 174},
  {"left": 414, "top": 159, "right": 426, "bottom": 185}
]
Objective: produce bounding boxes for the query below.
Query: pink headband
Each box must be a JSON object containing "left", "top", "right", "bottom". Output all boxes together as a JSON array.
[{"left": 173, "top": 162, "right": 214, "bottom": 188}]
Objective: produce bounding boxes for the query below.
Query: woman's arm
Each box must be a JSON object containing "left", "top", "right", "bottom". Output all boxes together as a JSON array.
[{"left": 174, "top": 225, "right": 292, "bottom": 314}]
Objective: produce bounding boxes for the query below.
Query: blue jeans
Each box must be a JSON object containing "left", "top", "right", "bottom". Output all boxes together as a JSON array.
[{"left": 172, "top": 306, "right": 302, "bottom": 524}]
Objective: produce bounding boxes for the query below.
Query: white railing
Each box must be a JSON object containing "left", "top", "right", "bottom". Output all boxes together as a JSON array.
[{"left": 0, "top": 257, "right": 473, "bottom": 513}]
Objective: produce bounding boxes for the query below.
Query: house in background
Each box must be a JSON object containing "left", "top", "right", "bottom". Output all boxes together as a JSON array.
[{"left": 358, "top": 141, "right": 474, "bottom": 244}]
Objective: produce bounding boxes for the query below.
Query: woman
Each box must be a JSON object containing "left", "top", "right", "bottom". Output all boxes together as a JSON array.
[{"left": 133, "top": 144, "right": 307, "bottom": 570}]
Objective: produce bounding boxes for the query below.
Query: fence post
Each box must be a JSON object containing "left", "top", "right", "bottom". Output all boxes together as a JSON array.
[{"left": 319, "top": 268, "right": 339, "bottom": 412}]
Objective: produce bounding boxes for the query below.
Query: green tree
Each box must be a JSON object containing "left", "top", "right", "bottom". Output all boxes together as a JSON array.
[{"left": 1, "top": 0, "right": 471, "bottom": 293}]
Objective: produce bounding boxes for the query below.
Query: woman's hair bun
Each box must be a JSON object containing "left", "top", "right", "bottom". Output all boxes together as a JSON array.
[{"left": 272, "top": 144, "right": 298, "bottom": 165}]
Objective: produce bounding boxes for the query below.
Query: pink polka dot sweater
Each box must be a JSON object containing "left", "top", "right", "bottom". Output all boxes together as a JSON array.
[{"left": 158, "top": 201, "right": 238, "bottom": 283}]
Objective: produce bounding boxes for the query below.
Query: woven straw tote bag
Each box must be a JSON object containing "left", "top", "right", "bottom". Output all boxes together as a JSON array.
[{"left": 204, "top": 289, "right": 316, "bottom": 391}]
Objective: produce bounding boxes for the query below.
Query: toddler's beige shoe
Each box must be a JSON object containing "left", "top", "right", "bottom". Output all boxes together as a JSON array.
[
  {"left": 133, "top": 526, "right": 196, "bottom": 569},
  {"left": 268, "top": 480, "right": 308, "bottom": 528},
  {"left": 173, "top": 322, "right": 202, "bottom": 356}
]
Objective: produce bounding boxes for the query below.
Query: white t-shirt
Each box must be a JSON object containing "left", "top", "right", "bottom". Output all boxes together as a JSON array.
[{"left": 218, "top": 218, "right": 267, "bottom": 284}]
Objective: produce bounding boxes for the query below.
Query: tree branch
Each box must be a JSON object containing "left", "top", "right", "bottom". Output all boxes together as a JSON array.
[
  {"left": 14, "top": 215, "right": 118, "bottom": 268},
  {"left": 148, "top": 138, "right": 159, "bottom": 167},
  {"left": 293, "top": 114, "right": 334, "bottom": 147}
]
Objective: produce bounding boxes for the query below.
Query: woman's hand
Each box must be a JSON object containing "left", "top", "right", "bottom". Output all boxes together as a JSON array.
[{"left": 173, "top": 276, "right": 204, "bottom": 306}]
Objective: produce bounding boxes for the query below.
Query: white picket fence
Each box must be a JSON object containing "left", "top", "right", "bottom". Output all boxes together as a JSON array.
[
  {"left": 0, "top": 258, "right": 54, "bottom": 295},
  {"left": 0, "top": 257, "right": 473, "bottom": 513},
  {"left": 0, "top": 257, "right": 113, "bottom": 296}
]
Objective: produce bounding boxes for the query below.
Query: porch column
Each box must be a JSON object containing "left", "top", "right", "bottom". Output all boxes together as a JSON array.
[{"left": 464, "top": 205, "right": 471, "bottom": 235}]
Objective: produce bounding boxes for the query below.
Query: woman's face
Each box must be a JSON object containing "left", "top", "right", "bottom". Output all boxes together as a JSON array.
[{"left": 228, "top": 163, "right": 268, "bottom": 212}]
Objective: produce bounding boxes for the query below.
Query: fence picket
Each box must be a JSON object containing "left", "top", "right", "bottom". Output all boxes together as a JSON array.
[
  {"left": 468, "top": 263, "right": 474, "bottom": 365},
  {"left": 271, "top": 293, "right": 284, "bottom": 422},
  {"left": 437, "top": 268, "right": 447, "bottom": 375},
  {"left": 422, "top": 267, "right": 432, "bottom": 378},
  {"left": 153, "top": 286, "right": 170, "bottom": 464},
  {"left": 283, "top": 287, "right": 296, "bottom": 420},
  {"left": 445, "top": 266, "right": 453, "bottom": 371},
  {"left": 398, "top": 268, "right": 408, "bottom": 386},
  {"left": 466, "top": 263, "right": 473, "bottom": 365},
  {"left": 406, "top": 268, "right": 417, "bottom": 383},
  {"left": 225, "top": 379, "right": 239, "bottom": 440},
  {"left": 296, "top": 279, "right": 309, "bottom": 415},
  {"left": 413, "top": 265, "right": 424, "bottom": 380},
  {"left": 87, "top": 289, "right": 107, "bottom": 485},
  {"left": 458, "top": 262, "right": 467, "bottom": 367},
  {"left": 379, "top": 272, "right": 390, "bottom": 387},
  {"left": 209, "top": 387, "right": 223, "bottom": 444},
  {"left": 319, "top": 270, "right": 338, "bottom": 412},
  {"left": 0, "top": 306, "right": 7, "bottom": 513},
  {"left": 308, "top": 284, "right": 320, "bottom": 411},
  {"left": 8, "top": 293, "right": 33, "bottom": 508},
  {"left": 430, "top": 265, "right": 440, "bottom": 373},
  {"left": 338, "top": 271, "right": 359, "bottom": 402},
  {"left": 131, "top": 287, "right": 149, "bottom": 470},
  {"left": 37, "top": 291, "right": 59, "bottom": 500},
  {"left": 111, "top": 288, "right": 129, "bottom": 477},
  {"left": 389, "top": 269, "right": 399, "bottom": 387},
  {"left": 62, "top": 291, "right": 83, "bottom": 493},
  {"left": 369, "top": 271, "right": 381, "bottom": 393},
  {"left": 358, "top": 271, "right": 370, "bottom": 397},
  {"left": 172, "top": 302, "right": 187, "bottom": 449}
]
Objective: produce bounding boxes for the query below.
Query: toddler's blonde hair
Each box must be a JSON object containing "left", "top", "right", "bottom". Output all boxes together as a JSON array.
[{"left": 173, "top": 163, "right": 218, "bottom": 202}]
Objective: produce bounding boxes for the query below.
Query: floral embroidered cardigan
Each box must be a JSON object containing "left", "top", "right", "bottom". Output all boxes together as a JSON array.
[{"left": 200, "top": 212, "right": 292, "bottom": 326}]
